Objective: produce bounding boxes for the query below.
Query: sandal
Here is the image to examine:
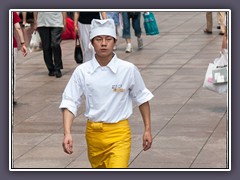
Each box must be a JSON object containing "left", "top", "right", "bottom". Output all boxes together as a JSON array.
[{"left": 203, "top": 29, "right": 212, "bottom": 34}]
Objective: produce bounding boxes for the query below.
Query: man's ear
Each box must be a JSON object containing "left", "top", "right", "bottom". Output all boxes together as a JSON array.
[{"left": 91, "top": 39, "right": 94, "bottom": 46}]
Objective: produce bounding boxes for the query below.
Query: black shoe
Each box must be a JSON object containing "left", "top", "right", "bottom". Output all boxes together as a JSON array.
[
  {"left": 203, "top": 29, "right": 212, "bottom": 34},
  {"left": 55, "top": 70, "right": 62, "bottom": 78},
  {"left": 219, "top": 32, "right": 224, "bottom": 36},
  {"left": 48, "top": 71, "right": 55, "bottom": 76},
  {"left": 13, "top": 100, "right": 17, "bottom": 105},
  {"left": 217, "top": 26, "right": 221, "bottom": 29}
]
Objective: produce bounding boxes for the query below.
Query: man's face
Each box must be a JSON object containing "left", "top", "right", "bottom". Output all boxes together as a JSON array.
[{"left": 92, "top": 35, "right": 116, "bottom": 59}]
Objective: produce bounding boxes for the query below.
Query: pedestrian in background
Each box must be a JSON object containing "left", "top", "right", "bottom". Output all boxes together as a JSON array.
[
  {"left": 13, "top": 12, "right": 28, "bottom": 104},
  {"left": 34, "top": 12, "right": 67, "bottom": 78},
  {"left": 121, "top": 12, "right": 143, "bottom": 53},
  {"left": 106, "top": 11, "right": 120, "bottom": 50},
  {"left": 60, "top": 19, "right": 153, "bottom": 168},
  {"left": 204, "top": 11, "right": 225, "bottom": 35},
  {"left": 74, "top": 12, "right": 107, "bottom": 63},
  {"left": 221, "top": 12, "right": 228, "bottom": 50},
  {"left": 217, "top": 12, "right": 226, "bottom": 35},
  {"left": 21, "top": 12, "right": 31, "bottom": 27}
]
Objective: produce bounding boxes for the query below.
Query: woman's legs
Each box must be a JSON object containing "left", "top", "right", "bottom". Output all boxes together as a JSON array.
[{"left": 122, "top": 12, "right": 132, "bottom": 53}]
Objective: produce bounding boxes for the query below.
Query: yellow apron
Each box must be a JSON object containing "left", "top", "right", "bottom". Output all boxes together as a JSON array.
[{"left": 86, "top": 119, "right": 131, "bottom": 168}]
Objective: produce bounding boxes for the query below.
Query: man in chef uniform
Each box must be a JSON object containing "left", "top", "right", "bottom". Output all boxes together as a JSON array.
[{"left": 60, "top": 18, "right": 154, "bottom": 168}]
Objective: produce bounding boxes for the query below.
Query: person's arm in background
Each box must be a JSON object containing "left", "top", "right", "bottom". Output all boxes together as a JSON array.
[
  {"left": 74, "top": 12, "right": 80, "bottom": 34},
  {"left": 14, "top": 21, "right": 27, "bottom": 57},
  {"left": 222, "top": 25, "right": 227, "bottom": 50},
  {"left": 62, "top": 12, "right": 67, "bottom": 32},
  {"left": 101, "top": 12, "right": 107, "bottom": 19},
  {"left": 33, "top": 12, "right": 38, "bottom": 31},
  {"left": 222, "top": 12, "right": 227, "bottom": 50}
]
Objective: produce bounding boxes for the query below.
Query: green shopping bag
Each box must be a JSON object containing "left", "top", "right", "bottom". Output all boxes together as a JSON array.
[{"left": 143, "top": 12, "right": 159, "bottom": 35}]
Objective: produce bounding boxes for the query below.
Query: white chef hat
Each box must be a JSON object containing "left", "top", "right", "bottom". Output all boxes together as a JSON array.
[{"left": 90, "top": 19, "right": 117, "bottom": 40}]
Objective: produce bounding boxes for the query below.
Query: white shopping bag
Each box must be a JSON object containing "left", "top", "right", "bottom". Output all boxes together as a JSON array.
[
  {"left": 214, "top": 49, "right": 228, "bottom": 67},
  {"left": 212, "top": 66, "right": 228, "bottom": 84},
  {"left": 212, "top": 49, "right": 228, "bottom": 84},
  {"left": 203, "top": 63, "right": 227, "bottom": 94},
  {"left": 29, "top": 31, "right": 42, "bottom": 52}
]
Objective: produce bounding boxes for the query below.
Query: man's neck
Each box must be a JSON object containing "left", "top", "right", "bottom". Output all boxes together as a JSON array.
[{"left": 95, "top": 53, "right": 114, "bottom": 66}]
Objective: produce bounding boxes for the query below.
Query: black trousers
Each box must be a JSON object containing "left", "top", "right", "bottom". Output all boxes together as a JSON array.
[{"left": 38, "top": 27, "right": 63, "bottom": 72}]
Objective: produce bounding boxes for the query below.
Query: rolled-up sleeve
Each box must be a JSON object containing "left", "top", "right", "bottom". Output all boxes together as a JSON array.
[
  {"left": 59, "top": 69, "right": 83, "bottom": 117},
  {"left": 130, "top": 66, "right": 154, "bottom": 106}
]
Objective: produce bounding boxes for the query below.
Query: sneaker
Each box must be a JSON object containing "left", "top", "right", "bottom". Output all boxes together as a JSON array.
[
  {"left": 137, "top": 38, "right": 143, "bottom": 49},
  {"left": 55, "top": 70, "right": 62, "bottom": 78},
  {"left": 113, "top": 45, "right": 117, "bottom": 50},
  {"left": 125, "top": 44, "right": 132, "bottom": 53}
]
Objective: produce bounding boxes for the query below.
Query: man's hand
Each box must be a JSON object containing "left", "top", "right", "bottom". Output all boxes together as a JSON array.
[
  {"left": 143, "top": 130, "right": 152, "bottom": 151},
  {"left": 62, "top": 134, "right": 73, "bottom": 154}
]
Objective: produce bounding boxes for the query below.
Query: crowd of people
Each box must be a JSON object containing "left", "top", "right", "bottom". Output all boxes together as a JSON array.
[
  {"left": 14, "top": 11, "right": 228, "bottom": 75},
  {"left": 14, "top": 12, "right": 145, "bottom": 76}
]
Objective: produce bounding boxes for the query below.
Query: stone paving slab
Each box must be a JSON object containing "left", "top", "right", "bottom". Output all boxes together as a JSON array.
[{"left": 12, "top": 11, "right": 229, "bottom": 170}]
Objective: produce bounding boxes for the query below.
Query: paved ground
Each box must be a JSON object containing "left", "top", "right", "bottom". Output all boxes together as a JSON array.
[{"left": 11, "top": 11, "right": 229, "bottom": 170}]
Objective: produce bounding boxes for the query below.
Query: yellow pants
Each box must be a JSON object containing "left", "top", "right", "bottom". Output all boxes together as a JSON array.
[{"left": 86, "top": 119, "right": 131, "bottom": 168}]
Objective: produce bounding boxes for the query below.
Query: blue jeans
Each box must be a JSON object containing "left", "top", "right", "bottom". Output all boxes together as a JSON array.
[
  {"left": 122, "top": 12, "right": 141, "bottom": 39},
  {"left": 106, "top": 12, "right": 120, "bottom": 26}
]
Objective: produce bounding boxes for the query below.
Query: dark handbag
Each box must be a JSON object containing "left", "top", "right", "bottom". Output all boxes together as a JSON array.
[
  {"left": 74, "top": 36, "right": 83, "bottom": 64},
  {"left": 127, "top": 12, "right": 140, "bottom": 18}
]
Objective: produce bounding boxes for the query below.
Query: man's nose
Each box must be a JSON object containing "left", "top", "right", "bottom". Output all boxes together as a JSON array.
[{"left": 101, "top": 38, "right": 107, "bottom": 45}]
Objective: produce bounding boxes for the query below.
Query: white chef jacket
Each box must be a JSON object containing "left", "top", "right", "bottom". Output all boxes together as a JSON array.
[{"left": 59, "top": 54, "right": 154, "bottom": 123}]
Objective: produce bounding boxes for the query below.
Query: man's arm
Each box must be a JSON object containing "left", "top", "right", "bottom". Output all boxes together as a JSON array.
[
  {"left": 62, "top": 108, "right": 75, "bottom": 154},
  {"left": 139, "top": 101, "right": 152, "bottom": 151}
]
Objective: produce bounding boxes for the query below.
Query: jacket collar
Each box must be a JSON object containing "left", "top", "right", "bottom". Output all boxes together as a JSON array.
[{"left": 90, "top": 53, "right": 118, "bottom": 74}]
